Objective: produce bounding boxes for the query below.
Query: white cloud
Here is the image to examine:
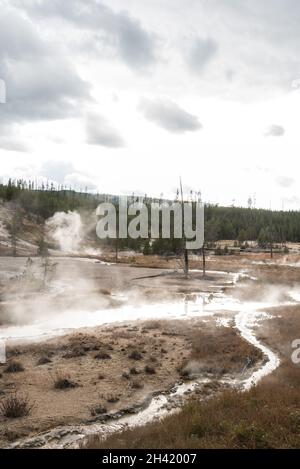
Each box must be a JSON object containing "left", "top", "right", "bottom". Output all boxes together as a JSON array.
[
  {"left": 40, "top": 160, "right": 75, "bottom": 184},
  {"left": 14, "top": 0, "right": 158, "bottom": 72},
  {"left": 0, "top": 6, "right": 90, "bottom": 126},
  {"left": 86, "top": 113, "right": 125, "bottom": 148},
  {"left": 138, "top": 98, "right": 202, "bottom": 134},
  {"left": 1, "top": 0, "right": 300, "bottom": 209},
  {"left": 64, "top": 172, "right": 97, "bottom": 191},
  {"left": 265, "top": 125, "right": 285, "bottom": 137},
  {"left": 186, "top": 37, "right": 218, "bottom": 73},
  {"left": 276, "top": 176, "right": 294, "bottom": 188}
]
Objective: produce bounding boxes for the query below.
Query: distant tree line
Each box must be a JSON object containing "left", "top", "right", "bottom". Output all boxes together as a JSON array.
[
  {"left": 204, "top": 205, "right": 299, "bottom": 244},
  {"left": 0, "top": 179, "right": 101, "bottom": 219},
  {"left": 1, "top": 180, "right": 300, "bottom": 255}
]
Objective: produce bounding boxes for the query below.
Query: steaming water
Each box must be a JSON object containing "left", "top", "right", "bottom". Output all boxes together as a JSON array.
[
  {"left": 0, "top": 294, "right": 209, "bottom": 343},
  {"left": 1, "top": 276, "right": 267, "bottom": 344},
  {"left": 235, "top": 308, "right": 280, "bottom": 390},
  {"left": 6, "top": 287, "right": 292, "bottom": 449},
  {"left": 288, "top": 291, "right": 300, "bottom": 302},
  {"left": 205, "top": 296, "right": 283, "bottom": 389},
  {"left": 4, "top": 268, "right": 296, "bottom": 449},
  {"left": 252, "top": 259, "right": 300, "bottom": 268},
  {"left": 46, "top": 211, "right": 83, "bottom": 253}
]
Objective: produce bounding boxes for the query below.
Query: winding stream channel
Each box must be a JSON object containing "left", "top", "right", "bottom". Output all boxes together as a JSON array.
[{"left": 2, "top": 268, "right": 296, "bottom": 449}]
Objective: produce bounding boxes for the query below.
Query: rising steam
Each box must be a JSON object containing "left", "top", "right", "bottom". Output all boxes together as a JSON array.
[{"left": 46, "top": 211, "right": 83, "bottom": 253}]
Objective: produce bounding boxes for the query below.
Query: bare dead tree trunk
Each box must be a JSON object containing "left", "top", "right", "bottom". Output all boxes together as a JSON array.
[
  {"left": 115, "top": 237, "right": 119, "bottom": 263},
  {"left": 115, "top": 203, "right": 119, "bottom": 263},
  {"left": 184, "top": 249, "right": 189, "bottom": 275},
  {"left": 270, "top": 240, "right": 273, "bottom": 259},
  {"left": 202, "top": 245, "right": 206, "bottom": 277},
  {"left": 270, "top": 224, "right": 273, "bottom": 259},
  {"left": 180, "top": 177, "right": 189, "bottom": 277}
]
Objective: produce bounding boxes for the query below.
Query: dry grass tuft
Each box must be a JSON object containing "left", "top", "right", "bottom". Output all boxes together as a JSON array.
[
  {"left": 144, "top": 365, "right": 156, "bottom": 375},
  {"left": 53, "top": 372, "right": 78, "bottom": 390},
  {"left": 0, "top": 394, "right": 34, "bottom": 419},
  {"left": 4, "top": 361, "right": 25, "bottom": 373},
  {"left": 128, "top": 350, "right": 143, "bottom": 361},
  {"left": 36, "top": 356, "right": 52, "bottom": 366},
  {"left": 94, "top": 352, "right": 111, "bottom": 360},
  {"left": 89, "top": 404, "right": 107, "bottom": 417},
  {"left": 131, "top": 380, "right": 144, "bottom": 390}
]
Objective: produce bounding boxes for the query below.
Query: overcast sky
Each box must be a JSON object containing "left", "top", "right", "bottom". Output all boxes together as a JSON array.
[{"left": 1, "top": 0, "right": 300, "bottom": 209}]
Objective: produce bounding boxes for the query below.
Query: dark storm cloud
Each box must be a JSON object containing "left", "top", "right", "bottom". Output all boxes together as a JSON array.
[
  {"left": 264, "top": 125, "right": 285, "bottom": 137},
  {"left": 187, "top": 37, "right": 218, "bottom": 73},
  {"left": 138, "top": 98, "right": 202, "bottom": 134},
  {"left": 13, "top": 0, "right": 157, "bottom": 72},
  {"left": 86, "top": 113, "right": 125, "bottom": 148}
]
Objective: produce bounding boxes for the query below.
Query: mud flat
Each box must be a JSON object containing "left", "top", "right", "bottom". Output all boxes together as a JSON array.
[
  {"left": 86, "top": 302, "right": 300, "bottom": 449},
  {"left": 0, "top": 255, "right": 298, "bottom": 448},
  {"left": 0, "top": 320, "right": 189, "bottom": 446},
  {"left": 0, "top": 316, "right": 263, "bottom": 448}
]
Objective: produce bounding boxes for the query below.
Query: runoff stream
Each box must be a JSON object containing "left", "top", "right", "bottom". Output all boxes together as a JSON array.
[{"left": 1, "top": 268, "right": 293, "bottom": 449}]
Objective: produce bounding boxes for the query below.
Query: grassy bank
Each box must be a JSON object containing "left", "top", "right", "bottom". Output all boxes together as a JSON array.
[{"left": 85, "top": 307, "right": 300, "bottom": 449}]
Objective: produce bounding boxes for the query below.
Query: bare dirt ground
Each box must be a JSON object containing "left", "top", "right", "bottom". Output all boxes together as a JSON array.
[
  {"left": 0, "top": 322, "right": 189, "bottom": 444},
  {"left": 0, "top": 251, "right": 299, "bottom": 448},
  {"left": 0, "top": 318, "right": 261, "bottom": 447},
  {"left": 86, "top": 293, "right": 300, "bottom": 449}
]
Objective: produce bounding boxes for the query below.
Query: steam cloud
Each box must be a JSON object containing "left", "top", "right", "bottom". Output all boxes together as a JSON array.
[{"left": 46, "top": 211, "right": 83, "bottom": 253}]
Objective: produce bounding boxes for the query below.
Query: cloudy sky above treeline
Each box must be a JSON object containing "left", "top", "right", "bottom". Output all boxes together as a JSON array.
[{"left": 1, "top": 0, "right": 300, "bottom": 209}]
